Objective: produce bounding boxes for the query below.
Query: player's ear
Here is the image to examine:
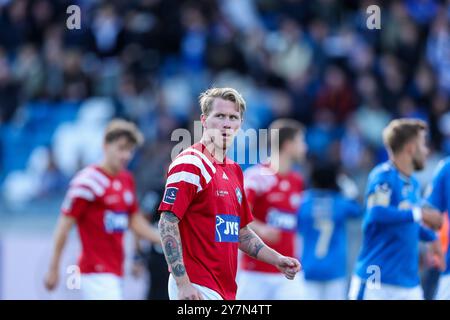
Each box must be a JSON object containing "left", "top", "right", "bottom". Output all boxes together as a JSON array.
[
  {"left": 201, "top": 113, "right": 207, "bottom": 128},
  {"left": 407, "top": 140, "right": 417, "bottom": 155}
]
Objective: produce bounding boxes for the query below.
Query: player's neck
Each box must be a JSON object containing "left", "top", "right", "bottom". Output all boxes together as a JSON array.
[
  {"left": 199, "top": 138, "right": 226, "bottom": 163},
  {"left": 391, "top": 154, "right": 413, "bottom": 177},
  {"left": 100, "top": 161, "right": 119, "bottom": 176},
  {"left": 270, "top": 153, "right": 292, "bottom": 174}
]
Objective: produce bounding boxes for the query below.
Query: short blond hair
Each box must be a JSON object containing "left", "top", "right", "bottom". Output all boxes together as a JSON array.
[
  {"left": 199, "top": 87, "right": 246, "bottom": 117},
  {"left": 382, "top": 118, "right": 427, "bottom": 154},
  {"left": 104, "top": 119, "right": 144, "bottom": 147}
]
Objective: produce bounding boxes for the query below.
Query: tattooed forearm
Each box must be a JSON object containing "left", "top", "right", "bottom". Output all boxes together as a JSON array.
[
  {"left": 251, "top": 242, "right": 264, "bottom": 258},
  {"left": 164, "top": 212, "right": 180, "bottom": 223},
  {"left": 163, "top": 235, "right": 180, "bottom": 264},
  {"left": 239, "top": 226, "right": 266, "bottom": 258},
  {"left": 172, "top": 264, "right": 186, "bottom": 277},
  {"left": 238, "top": 232, "right": 253, "bottom": 243},
  {"left": 159, "top": 211, "right": 187, "bottom": 279}
]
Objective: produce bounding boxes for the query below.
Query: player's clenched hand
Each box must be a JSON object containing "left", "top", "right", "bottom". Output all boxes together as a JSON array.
[
  {"left": 429, "top": 239, "right": 446, "bottom": 271},
  {"left": 422, "top": 208, "right": 443, "bottom": 230},
  {"left": 178, "top": 282, "right": 204, "bottom": 300},
  {"left": 276, "top": 256, "right": 301, "bottom": 280},
  {"left": 44, "top": 268, "right": 59, "bottom": 291}
]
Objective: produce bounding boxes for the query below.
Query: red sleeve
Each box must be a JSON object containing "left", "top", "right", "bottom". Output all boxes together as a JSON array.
[
  {"left": 240, "top": 189, "right": 254, "bottom": 228},
  {"left": 158, "top": 159, "right": 209, "bottom": 220},
  {"left": 243, "top": 168, "right": 260, "bottom": 209},
  {"left": 128, "top": 174, "right": 139, "bottom": 215},
  {"left": 244, "top": 188, "right": 257, "bottom": 209},
  {"left": 297, "top": 174, "right": 305, "bottom": 192},
  {"left": 61, "top": 192, "right": 91, "bottom": 220},
  {"left": 237, "top": 164, "right": 253, "bottom": 228},
  {"left": 61, "top": 169, "right": 99, "bottom": 220}
]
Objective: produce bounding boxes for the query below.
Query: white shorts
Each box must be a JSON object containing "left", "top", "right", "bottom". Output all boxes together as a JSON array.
[
  {"left": 81, "top": 273, "right": 123, "bottom": 300},
  {"left": 168, "top": 274, "right": 223, "bottom": 300},
  {"left": 298, "top": 273, "right": 347, "bottom": 300},
  {"left": 236, "top": 270, "right": 302, "bottom": 300},
  {"left": 348, "top": 275, "right": 423, "bottom": 300},
  {"left": 435, "top": 273, "right": 450, "bottom": 300}
]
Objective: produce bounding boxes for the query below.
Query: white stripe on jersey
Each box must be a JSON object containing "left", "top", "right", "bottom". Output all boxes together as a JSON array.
[
  {"left": 244, "top": 165, "right": 278, "bottom": 194},
  {"left": 83, "top": 167, "right": 111, "bottom": 187},
  {"left": 68, "top": 186, "right": 95, "bottom": 201},
  {"left": 71, "top": 175, "right": 106, "bottom": 196},
  {"left": 245, "top": 165, "right": 275, "bottom": 177},
  {"left": 166, "top": 171, "right": 202, "bottom": 192},
  {"left": 181, "top": 148, "right": 216, "bottom": 174},
  {"left": 169, "top": 155, "right": 212, "bottom": 183}
]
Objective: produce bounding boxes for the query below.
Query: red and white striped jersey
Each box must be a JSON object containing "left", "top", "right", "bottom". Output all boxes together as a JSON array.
[
  {"left": 62, "top": 165, "right": 138, "bottom": 276},
  {"left": 241, "top": 163, "right": 304, "bottom": 273},
  {"left": 158, "top": 142, "right": 253, "bottom": 300}
]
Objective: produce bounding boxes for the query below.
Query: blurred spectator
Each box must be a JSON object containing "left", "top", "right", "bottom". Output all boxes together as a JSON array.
[
  {"left": 315, "top": 64, "right": 357, "bottom": 122},
  {"left": 0, "top": 0, "right": 447, "bottom": 214},
  {"left": 12, "top": 44, "right": 45, "bottom": 100},
  {"left": 89, "top": 4, "right": 125, "bottom": 58},
  {"left": 353, "top": 98, "right": 391, "bottom": 148},
  {"left": 37, "top": 148, "right": 67, "bottom": 198},
  {"left": 306, "top": 109, "right": 340, "bottom": 159},
  {"left": 340, "top": 118, "right": 367, "bottom": 172},
  {"left": 405, "top": 0, "right": 439, "bottom": 26},
  {"left": 269, "top": 18, "right": 313, "bottom": 82},
  {"left": 0, "top": 49, "right": 20, "bottom": 124},
  {"left": 0, "top": 0, "right": 28, "bottom": 53},
  {"left": 379, "top": 53, "right": 406, "bottom": 110},
  {"left": 426, "top": 10, "right": 450, "bottom": 93}
]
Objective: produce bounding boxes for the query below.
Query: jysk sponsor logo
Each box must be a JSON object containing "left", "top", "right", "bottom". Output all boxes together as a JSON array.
[
  {"left": 267, "top": 209, "right": 297, "bottom": 231},
  {"left": 104, "top": 210, "right": 128, "bottom": 233},
  {"left": 163, "top": 187, "right": 178, "bottom": 204},
  {"left": 215, "top": 214, "right": 240, "bottom": 242}
]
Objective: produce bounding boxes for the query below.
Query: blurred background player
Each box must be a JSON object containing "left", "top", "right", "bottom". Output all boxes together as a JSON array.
[
  {"left": 424, "top": 157, "right": 450, "bottom": 299},
  {"left": 349, "top": 119, "right": 443, "bottom": 300},
  {"left": 420, "top": 211, "right": 448, "bottom": 299},
  {"left": 236, "top": 118, "right": 306, "bottom": 300},
  {"left": 158, "top": 88, "right": 301, "bottom": 300},
  {"left": 44, "top": 119, "right": 161, "bottom": 300},
  {"left": 297, "top": 162, "right": 362, "bottom": 300}
]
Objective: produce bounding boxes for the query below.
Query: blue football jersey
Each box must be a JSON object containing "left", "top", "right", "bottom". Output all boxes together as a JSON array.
[
  {"left": 355, "top": 161, "right": 437, "bottom": 288},
  {"left": 425, "top": 157, "right": 450, "bottom": 274},
  {"left": 298, "top": 189, "right": 362, "bottom": 281}
]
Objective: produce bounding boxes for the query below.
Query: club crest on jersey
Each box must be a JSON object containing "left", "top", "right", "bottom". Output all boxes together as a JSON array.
[
  {"left": 215, "top": 214, "right": 240, "bottom": 242},
  {"left": 163, "top": 187, "right": 178, "bottom": 204},
  {"left": 113, "top": 180, "right": 122, "bottom": 191},
  {"left": 367, "top": 183, "right": 391, "bottom": 208},
  {"left": 104, "top": 210, "right": 128, "bottom": 233},
  {"left": 235, "top": 187, "right": 242, "bottom": 205},
  {"left": 401, "top": 183, "right": 413, "bottom": 198}
]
